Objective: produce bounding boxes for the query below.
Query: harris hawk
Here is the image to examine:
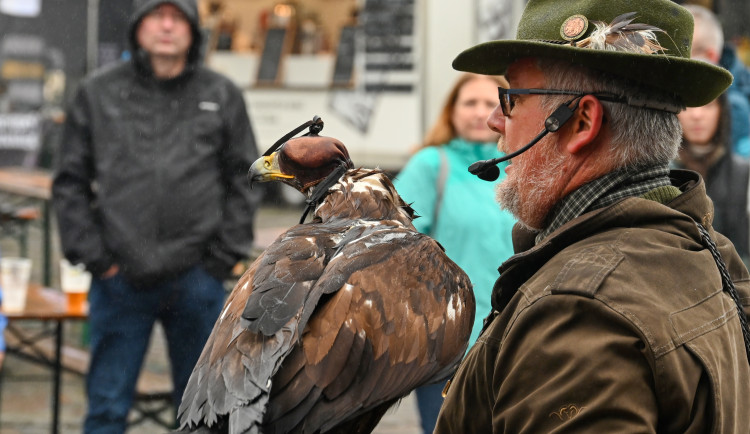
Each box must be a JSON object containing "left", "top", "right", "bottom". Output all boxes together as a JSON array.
[{"left": 177, "top": 117, "right": 475, "bottom": 433}]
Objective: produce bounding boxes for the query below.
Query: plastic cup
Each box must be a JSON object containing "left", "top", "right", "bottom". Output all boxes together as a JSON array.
[
  {"left": 59, "top": 259, "right": 91, "bottom": 313},
  {"left": 1, "top": 257, "right": 32, "bottom": 313}
]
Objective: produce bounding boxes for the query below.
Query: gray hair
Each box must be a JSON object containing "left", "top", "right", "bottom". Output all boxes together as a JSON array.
[
  {"left": 536, "top": 58, "right": 682, "bottom": 170},
  {"left": 683, "top": 4, "right": 724, "bottom": 60}
]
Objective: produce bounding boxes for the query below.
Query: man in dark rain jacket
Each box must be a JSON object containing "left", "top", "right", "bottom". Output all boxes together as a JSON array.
[
  {"left": 437, "top": 0, "right": 750, "bottom": 432},
  {"left": 52, "top": 0, "right": 259, "bottom": 431}
]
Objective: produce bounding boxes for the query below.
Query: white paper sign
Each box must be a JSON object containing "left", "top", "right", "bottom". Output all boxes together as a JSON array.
[
  {"left": 0, "top": 0, "right": 41, "bottom": 18},
  {"left": 0, "top": 113, "right": 41, "bottom": 151}
]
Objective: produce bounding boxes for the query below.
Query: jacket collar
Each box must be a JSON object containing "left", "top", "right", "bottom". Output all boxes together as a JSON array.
[{"left": 491, "top": 169, "right": 709, "bottom": 312}]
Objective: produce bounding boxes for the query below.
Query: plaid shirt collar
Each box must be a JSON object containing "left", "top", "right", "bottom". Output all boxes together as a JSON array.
[{"left": 535, "top": 163, "right": 671, "bottom": 244}]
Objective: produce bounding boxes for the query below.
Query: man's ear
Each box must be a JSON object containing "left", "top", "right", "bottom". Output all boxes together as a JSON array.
[{"left": 565, "top": 95, "right": 604, "bottom": 155}]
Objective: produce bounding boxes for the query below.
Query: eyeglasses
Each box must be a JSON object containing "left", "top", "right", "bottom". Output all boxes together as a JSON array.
[
  {"left": 498, "top": 87, "right": 624, "bottom": 117},
  {"left": 497, "top": 87, "right": 683, "bottom": 116}
]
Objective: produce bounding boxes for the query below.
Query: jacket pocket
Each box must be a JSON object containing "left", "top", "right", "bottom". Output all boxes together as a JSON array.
[
  {"left": 670, "top": 290, "right": 748, "bottom": 432},
  {"left": 670, "top": 290, "right": 737, "bottom": 345},
  {"left": 191, "top": 107, "right": 223, "bottom": 155}
]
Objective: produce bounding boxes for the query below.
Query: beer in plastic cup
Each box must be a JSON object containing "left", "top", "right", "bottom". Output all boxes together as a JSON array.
[
  {"left": 60, "top": 259, "right": 91, "bottom": 313},
  {"left": 0, "top": 257, "right": 32, "bottom": 313}
]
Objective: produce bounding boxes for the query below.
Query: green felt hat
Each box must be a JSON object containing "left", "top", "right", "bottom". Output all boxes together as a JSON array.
[{"left": 453, "top": 0, "right": 732, "bottom": 107}]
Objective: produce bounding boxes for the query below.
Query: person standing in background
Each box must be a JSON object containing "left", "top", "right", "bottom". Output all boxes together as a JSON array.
[
  {"left": 674, "top": 92, "right": 750, "bottom": 262},
  {"left": 394, "top": 73, "right": 516, "bottom": 434},
  {"left": 0, "top": 264, "right": 5, "bottom": 369},
  {"left": 685, "top": 4, "right": 750, "bottom": 157},
  {"left": 0, "top": 314, "right": 4, "bottom": 369},
  {"left": 52, "top": 1, "right": 260, "bottom": 432}
]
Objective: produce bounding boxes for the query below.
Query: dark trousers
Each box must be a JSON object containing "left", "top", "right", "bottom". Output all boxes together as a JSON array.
[
  {"left": 416, "top": 380, "right": 447, "bottom": 434},
  {"left": 83, "top": 266, "right": 225, "bottom": 434}
]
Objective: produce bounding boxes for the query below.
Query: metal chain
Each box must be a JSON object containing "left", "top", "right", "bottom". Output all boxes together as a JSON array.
[{"left": 696, "top": 223, "right": 750, "bottom": 364}]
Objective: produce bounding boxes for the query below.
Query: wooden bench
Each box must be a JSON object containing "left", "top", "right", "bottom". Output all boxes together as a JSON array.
[
  {"left": 3, "top": 330, "right": 174, "bottom": 428},
  {"left": 0, "top": 203, "right": 40, "bottom": 257}
]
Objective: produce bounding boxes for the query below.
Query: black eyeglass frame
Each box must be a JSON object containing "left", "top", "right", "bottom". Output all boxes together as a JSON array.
[{"left": 497, "top": 87, "right": 683, "bottom": 116}]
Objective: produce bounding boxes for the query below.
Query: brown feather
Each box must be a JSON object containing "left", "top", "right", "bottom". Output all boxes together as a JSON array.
[{"left": 576, "top": 11, "right": 667, "bottom": 54}]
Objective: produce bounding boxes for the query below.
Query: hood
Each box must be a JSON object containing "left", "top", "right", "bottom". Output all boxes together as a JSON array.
[{"left": 128, "top": 0, "right": 203, "bottom": 75}]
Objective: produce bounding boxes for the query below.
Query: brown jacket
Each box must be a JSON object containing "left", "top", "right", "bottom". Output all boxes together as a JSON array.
[{"left": 436, "top": 170, "right": 750, "bottom": 433}]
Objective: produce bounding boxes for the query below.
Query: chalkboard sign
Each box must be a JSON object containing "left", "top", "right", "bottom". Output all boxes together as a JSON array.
[
  {"left": 361, "top": 0, "right": 416, "bottom": 93},
  {"left": 256, "top": 27, "right": 289, "bottom": 86},
  {"left": 332, "top": 26, "right": 357, "bottom": 88}
]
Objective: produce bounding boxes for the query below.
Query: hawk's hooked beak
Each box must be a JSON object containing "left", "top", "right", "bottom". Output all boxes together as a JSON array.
[{"left": 247, "top": 152, "right": 294, "bottom": 188}]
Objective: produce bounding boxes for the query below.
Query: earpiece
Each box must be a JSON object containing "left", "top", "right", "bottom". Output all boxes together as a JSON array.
[{"left": 544, "top": 103, "right": 576, "bottom": 132}]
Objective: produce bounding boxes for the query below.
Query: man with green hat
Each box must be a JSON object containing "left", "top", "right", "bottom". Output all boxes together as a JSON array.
[{"left": 436, "top": 0, "right": 750, "bottom": 432}]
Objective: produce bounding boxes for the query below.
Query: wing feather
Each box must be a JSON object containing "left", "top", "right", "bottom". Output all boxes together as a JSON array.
[
  {"left": 261, "top": 233, "right": 473, "bottom": 432},
  {"left": 178, "top": 225, "right": 330, "bottom": 431},
  {"left": 303, "top": 281, "right": 354, "bottom": 365},
  {"left": 271, "top": 340, "right": 305, "bottom": 391},
  {"left": 322, "top": 328, "right": 366, "bottom": 400},
  {"left": 303, "top": 320, "right": 357, "bottom": 389}
]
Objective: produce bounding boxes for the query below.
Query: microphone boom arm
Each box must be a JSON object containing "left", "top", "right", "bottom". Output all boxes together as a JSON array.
[
  {"left": 468, "top": 97, "right": 580, "bottom": 181},
  {"left": 468, "top": 128, "right": 550, "bottom": 176}
]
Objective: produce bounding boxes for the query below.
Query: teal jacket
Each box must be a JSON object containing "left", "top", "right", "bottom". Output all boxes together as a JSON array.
[
  {"left": 394, "top": 138, "right": 517, "bottom": 345},
  {"left": 0, "top": 290, "right": 5, "bottom": 351}
]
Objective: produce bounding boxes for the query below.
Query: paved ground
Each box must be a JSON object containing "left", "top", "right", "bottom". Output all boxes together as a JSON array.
[{"left": 0, "top": 203, "right": 422, "bottom": 433}]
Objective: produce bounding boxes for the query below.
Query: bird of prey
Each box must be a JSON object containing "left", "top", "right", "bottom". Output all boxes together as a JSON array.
[{"left": 177, "top": 117, "right": 475, "bottom": 434}]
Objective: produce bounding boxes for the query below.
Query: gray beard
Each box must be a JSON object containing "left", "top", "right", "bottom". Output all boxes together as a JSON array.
[
  {"left": 495, "top": 178, "right": 534, "bottom": 230},
  {"left": 494, "top": 136, "right": 566, "bottom": 231}
]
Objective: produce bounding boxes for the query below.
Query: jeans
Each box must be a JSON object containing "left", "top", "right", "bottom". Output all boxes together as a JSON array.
[
  {"left": 84, "top": 266, "right": 225, "bottom": 434},
  {"left": 415, "top": 380, "right": 448, "bottom": 434}
]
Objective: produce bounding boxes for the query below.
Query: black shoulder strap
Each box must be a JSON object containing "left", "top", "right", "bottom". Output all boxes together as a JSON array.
[
  {"left": 696, "top": 222, "right": 750, "bottom": 364},
  {"left": 299, "top": 164, "right": 348, "bottom": 224}
]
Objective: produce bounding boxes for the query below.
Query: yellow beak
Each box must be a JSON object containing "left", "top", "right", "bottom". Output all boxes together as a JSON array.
[{"left": 247, "top": 153, "right": 294, "bottom": 187}]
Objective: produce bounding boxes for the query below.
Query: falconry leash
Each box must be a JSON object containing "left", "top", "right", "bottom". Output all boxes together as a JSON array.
[{"left": 696, "top": 222, "right": 750, "bottom": 364}]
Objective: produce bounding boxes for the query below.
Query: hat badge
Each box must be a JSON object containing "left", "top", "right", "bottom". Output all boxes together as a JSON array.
[{"left": 561, "top": 15, "right": 589, "bottom": 41}]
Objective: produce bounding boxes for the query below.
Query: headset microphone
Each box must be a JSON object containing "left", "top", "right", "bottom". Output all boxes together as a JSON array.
[{"left": 468, "top": 100, "right": 579, "bottom": 181}]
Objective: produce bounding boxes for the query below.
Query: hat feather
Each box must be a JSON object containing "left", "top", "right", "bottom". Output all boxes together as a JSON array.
[{"left": 577, "top": 12, "right": 667, "bottom": 54}]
